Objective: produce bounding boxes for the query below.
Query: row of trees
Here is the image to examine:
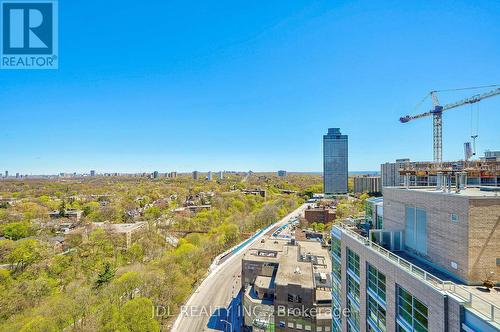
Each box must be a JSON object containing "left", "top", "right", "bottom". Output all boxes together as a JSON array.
[{"left": 0, "top": 175, "right": 312, "bottom": 331}]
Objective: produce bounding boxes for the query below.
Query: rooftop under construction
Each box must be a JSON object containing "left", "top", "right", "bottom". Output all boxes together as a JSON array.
[{"left": 397, "top": 159, "right": 500, "bottom": 187}]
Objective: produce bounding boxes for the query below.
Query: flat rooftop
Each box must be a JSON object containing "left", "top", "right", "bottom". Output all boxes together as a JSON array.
[
  {"left": 243, "top": 238, "right": 287, "bottom": 263},
  {"left": 66, "top": 222, "right": 146, "bottom": 235},
  {"left": 276, "top": 241, "right": 331, "bottom": 289},
  {"left": 276, "top": 245, "right": 314, "bottom": 288},
  {"left": 244, "top": 238, "right": 332, "bottom": 291},
  {"left": 386, "top": 186, "right": 500, "bottom": 198},
  {"left": 255, "top": 275, "right": 274, "bottom": 290}
]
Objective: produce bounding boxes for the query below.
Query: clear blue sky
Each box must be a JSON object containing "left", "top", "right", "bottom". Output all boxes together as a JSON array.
[{"left": 1, "top": 0, "right": 499, "bottom": 174}]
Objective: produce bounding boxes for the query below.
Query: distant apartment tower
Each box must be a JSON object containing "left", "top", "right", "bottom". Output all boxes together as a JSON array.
[
  {"left": 380, "top": 158, "right": 410, "bottom": 188},
  {"left": 168, "top": 171, "right": 177, "bottom": 178},
  {"left": 153, "top": 171, "right": 159, "bottom": 178},
  {"left": 277, "top": 170, "right": 287, "bottom": 177},
  {"left": 331, "top": 185, "right": 500, "bottom": 332},
  {"left": 192, "top": 171, "right": 199, "bottom": 180},
  {"left": 323, "top": 128, "right": 348, "bottom": 194},
  {"left": 207, "top": 171, "right": 212, "bottom": 181},
  {"left": 483, "top": 150, "right": 500, "bottom": 161},
  {"left": 4, "top": 171, "right": 8, "bottom": 178},
  {"left": 90, "top": 170, "right": 96, "bottom": 177},
  {"left": 353, "top": 176, "right": 381, "bottom": 194},
  {"left": 218, "top": 171, "right": 224, "bottom": 180}
]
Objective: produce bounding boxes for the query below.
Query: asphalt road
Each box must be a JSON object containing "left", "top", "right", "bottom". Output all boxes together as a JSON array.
[{"left": 170, "top": 204, "right": 307, "bottom": 332}]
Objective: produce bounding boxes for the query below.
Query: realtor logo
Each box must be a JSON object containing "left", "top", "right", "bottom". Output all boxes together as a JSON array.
[{"left": 1, "top": 0, "right": 58, "bottom": 69}]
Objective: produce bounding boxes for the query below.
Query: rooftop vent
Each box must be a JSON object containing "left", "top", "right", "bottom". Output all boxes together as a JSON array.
[{"left": 294, "top": 267, "right": 301, "bottom": 275}]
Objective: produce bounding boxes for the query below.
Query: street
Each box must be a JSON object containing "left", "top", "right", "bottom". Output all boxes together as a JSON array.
[{"left": 170, "top": 203, "right": 307, "bottom": 332}]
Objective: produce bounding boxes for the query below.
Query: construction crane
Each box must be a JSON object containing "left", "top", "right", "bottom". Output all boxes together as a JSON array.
[{"left": 400, "top": 86, "right": 500, "bottom": 163}]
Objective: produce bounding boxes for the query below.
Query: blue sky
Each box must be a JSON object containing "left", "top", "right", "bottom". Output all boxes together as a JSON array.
[{"left": 1, "top": 0, "right": 499, "bottom": 174}]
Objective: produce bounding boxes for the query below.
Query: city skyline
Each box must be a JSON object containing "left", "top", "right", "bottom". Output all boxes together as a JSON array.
[{"left": 1, "top": 1, "right": 499, "bottom": 174}]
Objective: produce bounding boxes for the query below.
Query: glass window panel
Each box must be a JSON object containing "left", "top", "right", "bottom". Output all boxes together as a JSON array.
[
  {"left": 405, "top": 206, "right": 416, "bottom": 250},
  {"left": 416, "top": 208, "right": 427, "bottom": 254},
  {"left": 397, "top": 286, "right": 428, "bottom": 332}
]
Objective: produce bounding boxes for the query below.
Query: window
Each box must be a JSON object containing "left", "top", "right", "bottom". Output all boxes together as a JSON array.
[
  {"left": 405, "top": 206, "right": 427, "bottom": 255},
  {"left": 347, "top": 274, "right": 360, "bottom": 304},
  {"left": 288, "top": 321, "right": 294, "bottom": 328},
  {"left": 332, "top": 237, "right": 341, "bottom": 261},
  {"left": 367, "top": 294, "right": 386, "bottom": 332},
  {"left": 367, "top": 264, "right": 386, "bottom": 303},
  {"left": 332, "top": 257, "right": 341, "bottom": 282},
  {"left": 397, "top": 286, "right": 428, "bottom": 332},
  {"left": 347, "top": 298, "right": 360, "bottom": 331},
  {"left": 332, "top": 275, "right": 341, "bottom": 304},
  {"left": 450, "top": 213, "right": 459, "bottom": 223},
  {"left": 347, "top": 248, "right": 360, "bottom": 277},
  {"left": 332, "top": 318, "right": 341, "bottom": 332}
]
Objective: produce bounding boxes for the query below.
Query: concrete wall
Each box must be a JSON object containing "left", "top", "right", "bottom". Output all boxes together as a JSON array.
[{"left": 274, "top": 283, "right": 315, "bottom": 332}]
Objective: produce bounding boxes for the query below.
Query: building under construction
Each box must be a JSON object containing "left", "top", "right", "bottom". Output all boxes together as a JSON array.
[{"left": 398, "top": 159, "right": 500, "bottom": 187}]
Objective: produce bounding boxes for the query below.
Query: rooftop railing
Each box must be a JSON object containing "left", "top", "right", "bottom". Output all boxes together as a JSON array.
[{"left": 335, "top": 224, "right": 500, "bottom": 327}]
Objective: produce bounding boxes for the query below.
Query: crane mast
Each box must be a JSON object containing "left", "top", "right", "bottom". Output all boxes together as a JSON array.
[{"left": 400, "top": 87, "right": 500, "bottom": 164}]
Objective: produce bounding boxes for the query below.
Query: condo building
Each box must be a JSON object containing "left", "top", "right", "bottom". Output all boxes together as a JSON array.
[
  {"left": 323, "top": 128, "right": 348, "bottom": 195},
  {"left": 353, "top": 176, "right": 381, "bottom": 195},
  {"left": 380, "top": 159, "right": 411, "bottom": 188},
  {"left": 331, "top": 182, "right": 500, "bottom": 332}
]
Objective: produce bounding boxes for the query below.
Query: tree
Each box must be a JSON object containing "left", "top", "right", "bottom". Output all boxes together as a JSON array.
[
  {"left": 58, "top": 201, "right": 66, "bottom": 217},
  {"left": 8, "top": 239, "right": 45, "bottom": 272},
  {"left": 1, "top": 222, "right": 32, "bottom": 240},
  {"left": 315, "top": 223, "right": 325, "bottom": 232},
  {"left": 82, "top": 201, "right": 100, "bottom": 218},
  {"left": 121, "top": 297, "right": 160, "bottom": 332},
  {"left": 144, "top": 206, "right": 161, "bottom": 220},
  {"left": 95, "top": 263, "right": 115, "bottom": 289},
  {"left": 19, "top": 316, "right": 58, "bottom": 332},
  {"left": 100, "top": 304, "right": 127, "bottom": 332},
  {"left": 112, "top": 272, "right": 142, "bottom": 302}
]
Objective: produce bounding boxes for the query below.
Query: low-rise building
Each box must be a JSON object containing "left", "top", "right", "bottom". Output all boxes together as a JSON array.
[
  {"left": 304, "top": 205, "right": 336, "bottom": 224},
  {"left": 242, "top": 238, "right": 332, "bottom": 331},
  {"left": 49, "top": 209, "right": 83, "bottom": 222},
  {"left": 242, "top": 189, "right": 267, "bottom": 198},
  {"left": 66, "top": 222, "right": 147, "bottom": 248}
]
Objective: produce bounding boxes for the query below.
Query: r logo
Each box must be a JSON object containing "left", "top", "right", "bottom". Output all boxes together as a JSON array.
[
  {"left": 1, "top": 0, "right": 58, "bottom": 69},
  {"left": 2, "top": 2, "right": 52, "bottom": 54}
]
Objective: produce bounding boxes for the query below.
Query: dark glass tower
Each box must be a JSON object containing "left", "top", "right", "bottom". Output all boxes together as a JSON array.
[{"left": 323, "top": 128, "right": 348, "bottom": 194}]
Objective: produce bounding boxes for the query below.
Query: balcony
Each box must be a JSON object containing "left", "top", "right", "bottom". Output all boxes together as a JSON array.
[{"left": 334, "top": 224, "right": 500, "bottom": 329}]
